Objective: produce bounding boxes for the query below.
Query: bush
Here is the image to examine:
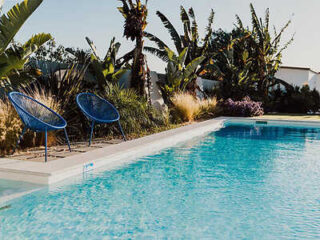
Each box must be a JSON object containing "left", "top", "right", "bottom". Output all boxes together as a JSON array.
[
  {"left": 0, "top": 100, "right": 22, "bottom": 156},
  {"left": 171, "top": 93, "right": 200, "bottom": 122},
  {"left": 219, "top": 96, "right": 264, "bottom": 117},
  {"left": 266, "top": 85, "right": 320, "bottom": 113},
  {"left": 171, "top": 92, "right": 218, "bottom": 122},
  {"left": 99, "top": 84, "right": 167, "bottom": 136},
  {"left": 197, "top": 97, "right": 218, "bottom": 120}
]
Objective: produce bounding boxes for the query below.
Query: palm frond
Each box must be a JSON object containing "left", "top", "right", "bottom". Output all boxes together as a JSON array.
[
  {"left": 250, "top": 3, "right": 263, "bottom": 42},
  {"left": 235, "top": 14, "right": 244, "bottom": 29},
  {"left": 183, "top": 55, "right": 205, "bottom": 79},
  {"left": 188, "top": 8, "right": 199, "bottom": 42},
  {"left": 272, "top": 19, "right": 292, "bottom": 48},
  {"left": 203, "top": 9, "right": 215, "bottom": 49},
  {"left": 180, "top": 6, "right": 191, "bottom": 41},
  {"left": 156, "top": 11, "right": 182, "bottom": 53},
  {"left": 143, "top": 46, "right": 168, "bottom": 62},
  {"left": 144, "top": 32, "right": 168, "bottom": 50},
  {"left": 0, "top": 0, "right": 43, "bottom": 54},
  {"left": 23, "top": 33, "right": 52, "bottom": 52},
  {"left": 265, "top": 8, "right": 270, "bottom": 31}
]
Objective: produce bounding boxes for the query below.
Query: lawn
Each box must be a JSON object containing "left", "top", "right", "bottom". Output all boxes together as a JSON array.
[{"left": 253, "top": 114, "right": 320, "bottom": 122}]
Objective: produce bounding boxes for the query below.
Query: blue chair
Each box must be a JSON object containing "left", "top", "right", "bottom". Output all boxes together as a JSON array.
[
  {"left": 8, "top": 92, "right": 71, "bottom": 162},
  {"left": 76, "top": 93, "right": 126, "bottom": 146}
]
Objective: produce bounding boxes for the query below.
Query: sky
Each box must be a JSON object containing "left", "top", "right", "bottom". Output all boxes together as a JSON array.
[{"left": 3, "top": 0, "right": 320, "bottom": 73}]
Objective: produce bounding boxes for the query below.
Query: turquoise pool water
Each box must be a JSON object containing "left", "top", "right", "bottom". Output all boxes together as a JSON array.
[{"left": 1, "top": 122, "right": 320, "bottom": 239}]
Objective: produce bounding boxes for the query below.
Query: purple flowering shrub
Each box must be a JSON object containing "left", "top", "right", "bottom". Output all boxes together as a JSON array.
[{"left": 219, "top": 96, "right": 264, "bottom": 117}]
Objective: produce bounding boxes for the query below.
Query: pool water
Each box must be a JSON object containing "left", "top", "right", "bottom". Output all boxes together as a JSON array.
[{"left": 1, "top": 123, "right": 320, "bottom": 239}]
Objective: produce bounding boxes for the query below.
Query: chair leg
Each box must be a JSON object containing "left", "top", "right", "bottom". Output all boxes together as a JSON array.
[
  {"left": 45, "top": 129, "right": 48, "bottom": 163},
  {"left": 64, "top": 128, "right": 71, "bottom": 152},
  {"left": 13, "top": 126, "right": 27, "bottom": 154},
  {"left": 118, "top": 121, "right": 127, "bottom": 141},
  {"left": 89, "top": 121, "right": 95, "bottom": 147}
]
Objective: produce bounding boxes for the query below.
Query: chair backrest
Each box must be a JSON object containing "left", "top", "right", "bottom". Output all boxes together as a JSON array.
[
  {"left": 8, "top": 92, "right": 66, "bottom": 131},
  {"left": 76, "top": 93, "right": 120, "bottom": 122}
]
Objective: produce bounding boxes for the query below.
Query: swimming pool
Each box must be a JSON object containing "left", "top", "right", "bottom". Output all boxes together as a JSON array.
[{"left": 1, "top": 122, "right": 320, "bottom": 239}]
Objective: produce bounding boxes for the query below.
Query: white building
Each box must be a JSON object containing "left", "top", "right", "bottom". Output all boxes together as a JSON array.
[{"left": 275, "top": 66, "right": 320, "bottom": 91}]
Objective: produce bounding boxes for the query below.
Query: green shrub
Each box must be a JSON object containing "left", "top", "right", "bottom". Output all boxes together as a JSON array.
[
  {"left": 97, "top": 84, "right": 166, "bottom": 136},
  {"left": 267, "top": 85, "right": 320, "bottom": 113},
  {"left": 0, "top": 100, "right": 22, "bottom": 156}
]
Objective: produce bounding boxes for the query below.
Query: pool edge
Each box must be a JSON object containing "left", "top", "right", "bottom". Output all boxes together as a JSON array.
[{"left": 0, "top": 118, "right": 226, "bottom": 188}]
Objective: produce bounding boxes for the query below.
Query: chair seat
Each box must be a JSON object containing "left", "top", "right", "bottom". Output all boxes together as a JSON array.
[
  {"left": 76, "top": 93, "right": 126, "bottom": 146},
  {"left": 9, "top": 92, "right": 71, "bottom": 162},
  {"left": 9, "top": 92, "right": 67, "bottom": 131},
  {"left": 76, "top": 93, "right": 120, "bottom": 123}
]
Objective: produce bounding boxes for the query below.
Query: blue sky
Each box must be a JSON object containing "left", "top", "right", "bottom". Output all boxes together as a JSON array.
[{"left": 4, "top": 0, "right": 319, "bottom": 73}]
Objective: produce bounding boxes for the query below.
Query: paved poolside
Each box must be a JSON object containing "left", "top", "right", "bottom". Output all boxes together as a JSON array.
[
  {"left": 8, "top": 139, "right": 123, "bottom": 162},
  {"left": 0, "top": 119, "right": 225, "bottom": 185}
]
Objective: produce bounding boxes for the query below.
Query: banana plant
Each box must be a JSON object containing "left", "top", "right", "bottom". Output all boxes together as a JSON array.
[
  {"left": 160, "top": 47, "right": 205, "bottom": 102},
  {"left": 0, "top": 0, "right": 51, "bottom": 91},
  {"left": 87, "top": 37, "right": 128, "bottom": 91},
  {"left": 144, "top": 6, "right": 214, "bottom": 94},
  {"left": 235, "top": 3, "right": 294, "bottom": 99},
  {"left": 145, "top": 6, "right": 214, "bottom": 68}
]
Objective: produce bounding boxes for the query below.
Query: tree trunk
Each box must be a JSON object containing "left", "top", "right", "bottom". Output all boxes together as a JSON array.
[{"left": 131, "top": 38, "right": 145, "bottom": 96}]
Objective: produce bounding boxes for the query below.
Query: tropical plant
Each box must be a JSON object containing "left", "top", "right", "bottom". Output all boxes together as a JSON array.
[
  {"left": 206, "top": 4, "right": 293, "bottom": 102},
  {"left": 86, "top": 37, "right": 128, "bottom": 91},
  {"left": 118, "top": 0, "right": 149, "bottom": 96},
  {"left": 145, "top": 6, "right": 214, "bottom": 92},
  {"left": 208, "top": 33, "right": 258, "bottom": 100},
  {"left": 0, "top": 0, "right": 51, "bottom": 92},
  {"left": 160, "top": 47, "right": 205, "bottom": 102},
  {"left": 240, "top": 4, "right": 294, "bottom": 99},
  {"left": 98, "top": 83, "right": 166, "bottom": 136}
]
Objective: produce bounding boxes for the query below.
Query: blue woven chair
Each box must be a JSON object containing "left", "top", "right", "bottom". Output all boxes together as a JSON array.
[
  {"left": 76, "top": 93, "right": 126, "bottom": 146},
  {"left": 8, "top": 92, "right": 71, "bottom": 162}
]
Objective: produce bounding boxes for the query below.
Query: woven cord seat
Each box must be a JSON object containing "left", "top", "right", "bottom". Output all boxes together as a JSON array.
[
  {"left": 76, "top": 93, "right": 126, "bottom": 146},
  {"left": 9, "top": 92, "right": 71, "bottom": 162}
]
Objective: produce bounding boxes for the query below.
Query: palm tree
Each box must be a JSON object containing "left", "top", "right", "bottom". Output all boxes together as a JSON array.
[
  {"left": 0, "top": 0, "right": 51, "bottom": 91},
  {"left": 144, "top": 6, "right": 214, "bottom": 93},
  {"left": 118, "top": 0, "right": 149, "bottom": 96}
]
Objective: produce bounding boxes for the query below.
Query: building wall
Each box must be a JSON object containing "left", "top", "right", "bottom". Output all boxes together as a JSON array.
[
  {"left": 275, "top": 67, "right": 320, "bottom": 91},
  {"left": 275, "top": 68, "right": 310, "bottom": 88}
]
